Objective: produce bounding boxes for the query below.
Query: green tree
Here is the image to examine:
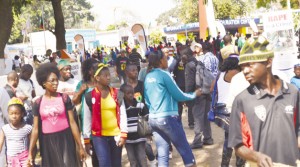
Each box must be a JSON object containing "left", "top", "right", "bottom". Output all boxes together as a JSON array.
[
  {"left": 279, "top": 0, "right": 299, "bottom": 8},
  {"left": 178, "top": 0, "right": 199, "bottom": 24},
  {"left": 0, "top": 0, "right": 32, "bottom": 58},
  {"left": 149, "top": 30, "right": 163, "bottom": 45},
  {"left": 213, "top": 0, "right": 252, "bottom": 19},
  {"left": 256, "top": 0, "right": 273, "bottom": 8},
  {"left": 9, "top": 0, "right": 94, "bottom": 49},
  {"left": 106, "top": 24, "right": 116, "bottom": 31},
  {"left": 256, "top": 0, "right": 299, "bottom": 8},
  {"left": 156, "top": 7, "right": 180, "bottom": 26}
]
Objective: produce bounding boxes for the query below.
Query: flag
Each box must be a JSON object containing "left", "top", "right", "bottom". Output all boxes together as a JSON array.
[
  {"left": 131, "top": 24, "right": 148, "bottom": 56},
  {"left": 74, "top": 34, "right": 86, "bottom": 61},
  {"left": 206, "top": 0, "right": 217, "bottom": 38},
  {"left": 39, "top": 16, "right": 44, "bottom": 30}
]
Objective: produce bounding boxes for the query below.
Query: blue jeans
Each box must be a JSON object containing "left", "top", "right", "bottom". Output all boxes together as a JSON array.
[
  {"left": 149, "top": 116, "right": 196, "bottom": 167},
  {"left": 92, "top": 136, "right": 122, "bottom": 167}
]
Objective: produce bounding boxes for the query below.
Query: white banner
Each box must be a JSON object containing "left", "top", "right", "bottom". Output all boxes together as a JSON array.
[
  {"left": 70, "top": 62, "right": 81, "bottom": 81},
  {"left": 263, "top": 10, "right": 298, "bottom": 82},
  {"left": 263, "top": 10, "right": 295, "bottom": 52},
  {"left": 131, "top": 24, "right": 147, "bottom": 56}
]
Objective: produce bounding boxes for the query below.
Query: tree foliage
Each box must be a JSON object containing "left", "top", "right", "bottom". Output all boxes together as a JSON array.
[
  {"left": 9, "top": 0, "right": 94, "bottom": 44},
  {"left": 158, "top": 0, "right": 253, "bottom": 26},
  {"left": 257, "top": 0, "right": 299, "bottom": 8},
  {"left": 156, "top": 7, "right": 181, "bottom": 26},
  {"left": 213, "top": 0, "right": 253, "bottom": 19},
  {"left": 0, "top": 0, "right": 32, "bottom": 58},
  {"left": 106, "top": 21, "right": 129, "bottom": 31},
  {"left": 149, "top": 30, "right": 163, "bottom": 45},
  {"left": 106, "top": 24, "right": 116, "bottom": 31},
  {"left": 12, "top": 0, "right": 32, "bottom": 14},
  {"left": 279, "top": 0, "right": 299, "bottom": 8},
  {"left": 178, "top": 0, "right": 199, "bottom": 24}
]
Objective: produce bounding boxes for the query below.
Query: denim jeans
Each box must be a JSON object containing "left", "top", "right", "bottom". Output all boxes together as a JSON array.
[
  {"left": 149, "top": 116, "right": 196, "bottom": 167},
  {"left": 125, "top": 142, "right": 147, "bottom": 167},
  {"left": 92, "top": 136, "right": 122, "bottom": 167}
]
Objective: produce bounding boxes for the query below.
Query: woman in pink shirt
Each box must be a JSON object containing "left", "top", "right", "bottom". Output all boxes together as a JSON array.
[{"left": 27, "top": 63, "right": 85, "bottom": 167}]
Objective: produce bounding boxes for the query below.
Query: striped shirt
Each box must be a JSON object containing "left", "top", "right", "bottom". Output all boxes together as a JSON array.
[
  {"left": 125, "top": 101, "right": 147, "bottom": 143},
  {"left": 2, "top": 124, "right": 32, "bottom": 156}
]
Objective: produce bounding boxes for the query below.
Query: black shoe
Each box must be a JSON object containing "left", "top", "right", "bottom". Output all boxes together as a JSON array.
[
  {"left": 203, "top": 139, "right": 214, "bottom": 145},
  {"left": 190, "top": 143, "right": 202, "bottom": 149}
]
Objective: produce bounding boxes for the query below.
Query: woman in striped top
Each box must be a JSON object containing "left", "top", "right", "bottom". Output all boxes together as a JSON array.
[{"left": 0, "top": 97, "right": 32, "bottom": 167}]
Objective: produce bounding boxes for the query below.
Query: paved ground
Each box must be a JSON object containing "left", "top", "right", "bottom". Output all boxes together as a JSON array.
[
  {"left": 84, "top": 109, "right": 234, "bottom": 167},
  {"left": 84, "top": 67, "right": 236, "bottom": 167}
]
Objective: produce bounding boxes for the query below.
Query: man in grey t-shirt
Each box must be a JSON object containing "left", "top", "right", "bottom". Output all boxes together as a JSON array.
[{"left": 228, "top": 36, "right": 300, "bottom": 166}]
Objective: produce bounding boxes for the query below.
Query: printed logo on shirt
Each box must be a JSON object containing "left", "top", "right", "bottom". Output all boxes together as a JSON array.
[
  {"left": 146, "top": 77, "right": 156, "bottom": 83},
  {"left": 285, "top": 105, "right": 294, "bottom": 114},
  {"left": 134, "top": 92, "right": 143, "bottom": 103},
  {"left": 254, "top": 105, "right": 267, "bottom": 122},
  {"left": 178, "top": 61, "right": 184, "bottom": 70},
  {"left": 44, "top": 105, "right": 64, "bottom": 125},
  {"left": 92, "top": 97, "right": 96, "bottom": 104}
]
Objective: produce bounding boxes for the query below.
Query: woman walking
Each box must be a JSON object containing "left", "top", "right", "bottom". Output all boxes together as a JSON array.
[
  {"left": 27, "top": 63, "right": 85, "bottom": 167},
  {"left": 144, "top": 51, "right": 201, "bottom": 167},
  {"left": 83, "top": 63, "right": 128, "bottom": 167}
]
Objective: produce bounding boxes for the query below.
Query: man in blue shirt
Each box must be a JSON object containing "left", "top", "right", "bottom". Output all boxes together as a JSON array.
[{"left": 290, "top": 63, "right": 300, "bottom": 90}]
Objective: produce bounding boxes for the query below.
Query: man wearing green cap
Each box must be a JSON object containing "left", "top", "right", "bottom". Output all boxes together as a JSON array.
[
  {"left": 228, "top": 36, "right": 300, "bottom": 166},
  {"left": 57, "top": 59, "right": 79, "bottom": 99}
]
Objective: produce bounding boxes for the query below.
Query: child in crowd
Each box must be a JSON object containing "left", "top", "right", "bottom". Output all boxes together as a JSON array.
[
  {"left": 0, "top": 97, "right": 32, "bottom": 167},
  {"left": 120, "top": 84, "right": 148, "bottom": 167},
  {"left": 124, "top": 63, "right": 156, "bottom": 166},
  {"left": 291, "top": 63, "right": 300, "bottom": 90},
  {"left": 16, "top": 64, "right": 35, "bottom": 125}
]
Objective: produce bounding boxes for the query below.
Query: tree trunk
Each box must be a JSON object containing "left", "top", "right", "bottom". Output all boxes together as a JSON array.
[
  {"left": 51, "top": 0, "right": 66, "bottom": 50},
  {"left": 0, "top": 0, "right": 13, "bottom": 58}
]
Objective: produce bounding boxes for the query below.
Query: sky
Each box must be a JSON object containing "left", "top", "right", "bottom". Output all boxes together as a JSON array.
[{"left": 87, "top": 0, "right": 176, "bottom": 29}]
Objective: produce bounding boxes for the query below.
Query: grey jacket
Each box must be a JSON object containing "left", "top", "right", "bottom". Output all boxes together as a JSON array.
[{"left": 185, "top": 57, "right": 197, "bottom": 92}]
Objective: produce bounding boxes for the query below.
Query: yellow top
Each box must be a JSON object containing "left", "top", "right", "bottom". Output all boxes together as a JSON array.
[{"left": 101, "top": 93, "right": 120, "bottom": 136}]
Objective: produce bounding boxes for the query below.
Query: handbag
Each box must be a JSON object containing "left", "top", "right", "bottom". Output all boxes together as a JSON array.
[
  {"left": 137, "top": 114, "right": 152, "bottom": 137},
  {"left": 208, "top": 72, "right": 230, "bottom": 132},
  {"left": 208, "top": 72, "right": 220, "bottom": 122},
  {"left": 213, "top": 103, "right": 230, "bottom": 132}
]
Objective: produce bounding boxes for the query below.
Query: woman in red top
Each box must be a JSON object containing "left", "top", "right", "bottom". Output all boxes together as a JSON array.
[{"left": 83, "top": 63, "right": 128, "bottom": 167}]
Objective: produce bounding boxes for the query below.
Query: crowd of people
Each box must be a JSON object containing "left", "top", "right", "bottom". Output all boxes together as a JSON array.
[{"left": 0, "top": 32, "right": 299, "bottom": 167}]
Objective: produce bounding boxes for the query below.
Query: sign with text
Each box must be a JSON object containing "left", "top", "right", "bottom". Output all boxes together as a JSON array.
[
  {"left": 263, "top": 10, "right": 295, "bottom": 52},
  {"left": 70, "top": 62, "right": 81, "bottom": 81}
]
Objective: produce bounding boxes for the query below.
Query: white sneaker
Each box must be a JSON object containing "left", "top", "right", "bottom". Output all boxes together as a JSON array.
[
  {"left": 169, "top": 151, "right": 172, "bottom": 159},
  {"left": 149, "top": 159, "right": 157, "bottom": 167}
]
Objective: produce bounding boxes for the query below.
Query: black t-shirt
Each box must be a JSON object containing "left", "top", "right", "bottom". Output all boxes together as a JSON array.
[
  {"left": 116, "top": 56, "right": 129, "bottom": 75},
  {"left": 228, "top": 81, "right": 300, "bottom": 166},
  {"left": 173, "top": 60, "right": 185, "bottom": 89}
]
